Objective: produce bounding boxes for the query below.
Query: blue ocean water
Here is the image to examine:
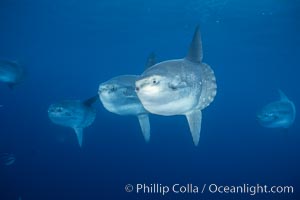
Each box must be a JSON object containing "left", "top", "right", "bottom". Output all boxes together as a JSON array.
[{"left": 0, "top": 0, "right": 299, "bottom": 199}]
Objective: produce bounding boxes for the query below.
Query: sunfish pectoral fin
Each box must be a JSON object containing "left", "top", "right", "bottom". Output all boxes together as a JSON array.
[
  {"left": 185, "top": 25, "right": 203, "bottom": 63},
  {"left": 74, "top": 128, "right": 83, "bottom": 147},
  {"left": 137, "top": 114, "right": 150, "bottom": 142},
  {"left": 185, "top": 109, "right": 202, "bottom": 146}
]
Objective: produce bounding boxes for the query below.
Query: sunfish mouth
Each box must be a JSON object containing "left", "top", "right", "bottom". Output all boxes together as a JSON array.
[{"left": 135, "top": 80, "right": 148, "bottom": 92}]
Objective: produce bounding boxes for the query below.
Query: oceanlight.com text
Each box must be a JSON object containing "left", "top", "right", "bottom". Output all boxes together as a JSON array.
[
  {"left": 124, "top": 183, "right": 294, "bottom": 196},
  {"left": 208, "top": 183, "right": 294, "bottom": 196}
]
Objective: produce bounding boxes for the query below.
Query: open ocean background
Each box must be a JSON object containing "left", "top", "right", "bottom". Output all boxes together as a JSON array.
[{"left": 0, "top": 0, "right": 299, "bottom": 199}]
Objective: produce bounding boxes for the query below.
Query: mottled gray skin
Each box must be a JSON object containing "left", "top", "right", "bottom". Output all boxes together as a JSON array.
[
  {"left": 99, "top": 75, "right": 146, "bottom": 115},
  {"left": 257, "top": 90, "right": 296, "bottom": 128},
  {"left": 135, "top": 60, "right": 216, "bottom": 115},
  {"left": 48, "top": 98, "right": 97, "bottom": 147},
  {"left": 98, "top": 75, "right": 150, "bottom": 142},
  {"left": 135, "top": 26, "right": 217, "bottom": 146},
  {"left": 0, "top": 60, "right": 25, "bottom": 88}
]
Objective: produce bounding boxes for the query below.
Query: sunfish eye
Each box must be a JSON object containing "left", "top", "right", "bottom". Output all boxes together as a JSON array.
[
  {"left": 111, "top": 86, "right": 117, "bottom": 92},
  {"left": 152, "top": 78, "right": 159, "bottom": 85}
]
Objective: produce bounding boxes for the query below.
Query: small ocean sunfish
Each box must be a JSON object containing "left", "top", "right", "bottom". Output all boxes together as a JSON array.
[
  {"left": 0, "top": 60, "right": 25, "bottom": 88},
  {"left": 0, "top": 153, "right": 16, "bottom": 166},
  {"left": 257, "top": 90, "right": 296, "bottom": 128},
  {"left": 98, "top": 75, "right": 151, "bottom": 142},
  {"left": 48, "top": 96, "right": 98, "bottom": 147},
  {"left": 98, "top": 53, "right": 156, "bottom": 142}
]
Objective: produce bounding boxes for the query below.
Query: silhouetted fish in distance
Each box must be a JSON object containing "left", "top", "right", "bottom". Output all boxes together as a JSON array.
[
  {"left": 0, "top": 60, "right": 25, "bottom": 89},
  {"left": 257, "top": 90, "right": 296, "bottom": 128},
  {"left": 48, "top": 95, "right": 98, "bottom": 147}
]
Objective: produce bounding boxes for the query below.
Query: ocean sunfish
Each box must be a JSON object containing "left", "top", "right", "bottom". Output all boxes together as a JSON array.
[
  {"left": 0, "top": 153, "right": 16, "bottom": 166},
  {"left": 98, "top": 75, "right": 150, "bottom": 142},
  {"left": 135, "top": 26, "right": 217, "bottom": 146},
  {"left": 257, "top": 90, "right": 296, "bottom": 128},
  {"left": 48, "top": 95, "right": 98, "bottom": 147},
  {"left": 0, "top": 60, "right": 25, "bottom": 88}
]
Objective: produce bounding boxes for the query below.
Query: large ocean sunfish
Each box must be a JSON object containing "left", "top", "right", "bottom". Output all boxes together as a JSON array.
[
  {"left": 135, "top": 26, "right": 217, "bottom": 146},
  {"left": 98, "top": 75, "right": 151, "bottom": 142},
  {"left": 48, "top": 96, "right": 98, "bottom": 147},
  {"left": 257, "top": 90, "right": 296, "bottom": 128},
  {"left": 0, "top": 60, "right": 25, "bottom": 88}
]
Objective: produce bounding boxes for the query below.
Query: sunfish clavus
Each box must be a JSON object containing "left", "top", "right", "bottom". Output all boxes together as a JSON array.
[
  {"left": 135, "top": 26, "right": 217, "bottom": 146},
  {"left": 257, "top": 90, "right": 296, "bottom": 128}
]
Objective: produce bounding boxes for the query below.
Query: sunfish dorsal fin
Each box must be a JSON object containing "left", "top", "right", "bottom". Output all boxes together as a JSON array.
[
  {"left": 185, "top": 109, "right": 202, "bottom": 146},
  {"left": 278, "top": 89, "right": 289, "bottom": 101},
  {"left": 74, "top": 127, "right": 83, "bottom": 147},
  {"left": 186, "top": 25, "right": 203, "bottom": 63},
  {"left": 83, "top": 95, "right": 99, "bottom": 106},
  {"left": 137, "top": 114, "right": 150, "bottom": 142},
  {"left": 145, "top": 52, "right": 156, "bottom": 69}
]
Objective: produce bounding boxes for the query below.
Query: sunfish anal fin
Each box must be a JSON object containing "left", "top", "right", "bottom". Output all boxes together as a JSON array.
[
  {"left": 137, "top": 114, "right": 150, "bottom": 142},
  {"left": 74, "top": 128, "right": 84, "bottom": 147},
  {"left": 185, "top": 109, "right": 202, "bottom": 146},
  {"left": 186, "top": 25, "right": 203, "bottom": 63}
]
